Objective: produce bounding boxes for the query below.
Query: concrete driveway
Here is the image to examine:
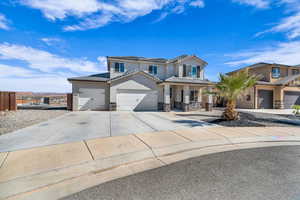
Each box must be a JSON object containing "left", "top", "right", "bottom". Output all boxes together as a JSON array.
[{"left": 0, "top": 111, "right": 213, "bottom": 152}]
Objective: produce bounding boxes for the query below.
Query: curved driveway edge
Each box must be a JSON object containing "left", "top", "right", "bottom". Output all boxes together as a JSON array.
[{"left": 0, "top": 126, "right": 300, "bottom": 200}]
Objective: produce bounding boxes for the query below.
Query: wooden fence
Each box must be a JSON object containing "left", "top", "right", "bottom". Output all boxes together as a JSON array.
[
  {"left": 67, "top": 93, "right": 73, "bottom": 111},
  {"left": 0, "top": 92, "right": 17, "bottom": 111}
]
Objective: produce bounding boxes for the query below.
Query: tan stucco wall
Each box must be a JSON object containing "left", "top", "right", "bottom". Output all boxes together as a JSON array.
[
  {"left": 71, "top": 81, "right": 110, "bottom": 111},
  {"left": 236, "top": 87, "right": 255, "bottom": 109}
]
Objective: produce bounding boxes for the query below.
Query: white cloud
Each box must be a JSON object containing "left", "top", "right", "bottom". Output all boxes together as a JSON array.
[
  {"left": 251, "top": 0, "right": 300, "bottom": 39},
  {"left": 0, "top": 64, "right": 38, "bottom": 77},
  {"left": 0, "top": 13, "right": 10, "bottom": 30},
  {"left": 231, "top": 0, "right": 270, "bottom": 8},
  {"left": 41, "top": 37, "right": 62, "bottom": 46},
  {"left": 20, "top": 0, "right": 102, "bottom": 20},
  {"left": 189, "top": 0, "right": 205, "bottom": 8},
  {"left": 268, "top": 10, "right": 300, "bottom": 39},
  {"left": 226, "top": 41, "right": 300, "bottom": 66},
  {"left": 20, "top": 0, "right": 205, "bottom": 31},
  {"left": 0, "top": 43, "right": 106, "bottom": 73}
]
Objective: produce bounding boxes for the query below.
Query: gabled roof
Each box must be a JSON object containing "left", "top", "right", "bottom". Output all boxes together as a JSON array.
[
  {"left": 107, "top": 56, "right": 167, "bottom": 63},
  {"left": 107, "top": 54, "right": 207, "bottom": 65},
  {"left": 228, "top": 62, "right": 295, "bottom": 74},
  {"left": 108, "top": 70, "right": 162, "bottom": 83},
  {"left": 256, "top": 74, "right": 300, "bottom": 86},
  {"left": 68, "top": 72, "right": 110, "bottom": 82},
  {"left": 274, "top": 73, "right": 300, "bottom": 85}
]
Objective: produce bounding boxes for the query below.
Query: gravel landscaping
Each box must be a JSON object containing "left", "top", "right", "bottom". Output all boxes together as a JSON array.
[
  {"left": 0, "top": 110, "right": 68, "bottom": 135},
  {"left": 176, "top": 109, "right": 300, "bottom": 127}
]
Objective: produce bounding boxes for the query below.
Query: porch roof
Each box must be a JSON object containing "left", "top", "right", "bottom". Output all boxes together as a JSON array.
[{"left": 163, "top": 76, "right": 215, "bottom": 85}]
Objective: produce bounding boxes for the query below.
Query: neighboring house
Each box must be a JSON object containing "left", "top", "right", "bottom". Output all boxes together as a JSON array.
[
  {"left": 68, "top": 55, "right": 215, "bottom": 112},
  {"left": 228, "top": 63, "right": 300, "bottom": 109}
]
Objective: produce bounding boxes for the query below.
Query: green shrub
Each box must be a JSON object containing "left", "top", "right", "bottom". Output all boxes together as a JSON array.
[{"left": 292, "top": 105, "right": 300, "bottom": 115}]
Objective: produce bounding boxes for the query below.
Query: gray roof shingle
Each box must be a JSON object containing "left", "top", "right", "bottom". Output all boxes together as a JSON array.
[
  {"left": 164, "top": 76, "right": 215, "bottom": 85},
  {"left": 68, "top": 72, "right": 110, "bottom": 82}
]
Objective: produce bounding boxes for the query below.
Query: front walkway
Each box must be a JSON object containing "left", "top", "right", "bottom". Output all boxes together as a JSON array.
[
  {"left": 1, "top": 126, "right": 300, "bottom": 200},
  {"left": 0, "top": 111, "right": 213, "bottom": 152},
  {"left": 237, "top": 109, "right": 294, "bottom": 115}
]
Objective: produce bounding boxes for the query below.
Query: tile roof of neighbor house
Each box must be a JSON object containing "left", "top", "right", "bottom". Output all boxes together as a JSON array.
[
  {"left": 273, "top": 73, "right": 300, "bottom": 85},
  {"left": 228, "top": 62, "right": 296, "bottom": 74},
  {"left": 256, "top": 73, "right": 300, "bottom": 86},
  {"left": 67, "top": 72, "right": 110, "bottom": 82}
]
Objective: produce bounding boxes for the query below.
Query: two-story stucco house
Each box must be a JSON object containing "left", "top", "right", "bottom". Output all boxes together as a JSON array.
[
  {"left": 228, "top": 63, "right": 300, "bottom": 109},
  {"left": 68, "top": 55, "right": 215, "bottom": 112}
]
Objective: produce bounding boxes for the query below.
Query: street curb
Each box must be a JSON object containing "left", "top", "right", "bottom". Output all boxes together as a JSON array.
[{"left": 1, "top": 127, "right": 300, "bottom": 200}]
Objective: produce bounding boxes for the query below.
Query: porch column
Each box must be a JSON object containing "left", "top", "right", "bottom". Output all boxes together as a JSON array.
[
  {"left": 198, "top": 88, "right": 202, "bottom": 109},
  {"left": 206, "top": 86, "right": 213, "bottom": 111},
  {"left": 72, "top": 93, "right": 79, "bottom": 111},
  {"left": 178, "top": 65, "right": 183, "bottom": 77},
  {"left": 183, "top": 85, "right": 190, "bottom": 112},
  {"left": 275, "top": 86, "right": 284, "bottom": 109},
  {"left": 164, "top": 84, "right": 171, "bottom": 112}
]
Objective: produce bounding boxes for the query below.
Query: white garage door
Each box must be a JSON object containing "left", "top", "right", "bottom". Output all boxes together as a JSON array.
[
  {"left": 78, "top": 88, "right": 106, "bottom": 111},
  {"left": 116, "top": 90, "right": 158, "bottom": 111}
]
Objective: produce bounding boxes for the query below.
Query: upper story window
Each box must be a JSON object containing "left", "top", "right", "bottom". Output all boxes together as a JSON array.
[
  {"left": 292, "top": 69, "right": 299, "bottom": 75},
  {"left": 149, "top": 65, "right": 158, "bottom": 75},
  {"left": 115, "top": 63, "right": 125, "bottom": 72},
  {"left": 191, "top": 66, "right": 197, "bottom": 77},
  {"left": 272, "top": 67, "right": 280, "bottom": 78}
]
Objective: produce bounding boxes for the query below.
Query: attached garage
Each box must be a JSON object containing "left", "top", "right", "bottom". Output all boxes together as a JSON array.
[
  {"left": 284, "top": 91, "right": 300, "bottom": 109},
  {"left": 78, "top": 88, "right": 106, "bottom": 111},
  {"left": 116, "top": 90, "right": 158, "bottom": 111},
  {"left": 258, "top": 90, "right": 273, "bottom": 109}
]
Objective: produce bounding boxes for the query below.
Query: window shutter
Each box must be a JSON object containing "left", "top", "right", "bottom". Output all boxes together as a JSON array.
[
  {"left": 115, "top": 63, "right": 119, "bottom": 72},
  {"left": 197, "top": 66, "right": 201, "bottom": 78},
  {"left": 120, "top": 63, "right": 125, "bottom": 72},
  {"left": 149, "top": 66, "right": 152, "bottom": 74},
  {"left": 183, "top": 64, "right": 187, "bottom": 77}
]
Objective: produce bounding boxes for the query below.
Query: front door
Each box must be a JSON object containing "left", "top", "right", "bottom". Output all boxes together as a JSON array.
[{"left": 258, "top": 90, "right": 273, "bottom": 109}]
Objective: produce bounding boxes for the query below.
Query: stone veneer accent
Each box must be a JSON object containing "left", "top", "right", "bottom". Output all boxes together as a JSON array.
[
  {"left": 163, "top": 103, "right": 171, "bottom": 112},
  {"left": 182, "top": 103, "right": 190, "bottom": 112},
  {"left": 158, "top": 102, "right": 164, "bottom": 111},
  {"left": 205, "top": 103, "right": 213, "bottom": 111},
  {"left": 275, "top": 100, "right": 284, "bottom": 109},
  {"left": 109, "top": 103, "right": 117, "bottom": 111}
]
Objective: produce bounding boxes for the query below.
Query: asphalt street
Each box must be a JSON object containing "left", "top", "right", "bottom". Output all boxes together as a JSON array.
[{"left": 63, "top": 145, "right": 300, "bottom": 200}]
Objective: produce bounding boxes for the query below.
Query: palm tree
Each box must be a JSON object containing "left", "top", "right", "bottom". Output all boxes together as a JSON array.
[{"left": 215, "top": 70, "right": 258, "bottom": 120}]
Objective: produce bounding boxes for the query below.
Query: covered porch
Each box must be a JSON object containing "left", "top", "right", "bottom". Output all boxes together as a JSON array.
[{"left": 159, "top": 82, "right": 214, "bottom": 112}]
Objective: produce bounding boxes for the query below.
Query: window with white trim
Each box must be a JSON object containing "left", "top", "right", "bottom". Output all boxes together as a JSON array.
[
  {"left": 115, "top": 63, "right": 125, "bottom": 72},
  {"left": 149, "top": 65, "right": 158, "bottom": 75}
]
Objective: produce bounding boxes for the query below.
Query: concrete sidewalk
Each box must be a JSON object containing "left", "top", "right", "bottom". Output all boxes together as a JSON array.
[{"left": 1, "top": 126, "right": 300, "bottom": 200}]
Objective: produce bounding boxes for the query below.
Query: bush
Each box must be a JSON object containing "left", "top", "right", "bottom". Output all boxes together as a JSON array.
[{"left": 292, "top": 105, "right": 300, "bottom": 115}]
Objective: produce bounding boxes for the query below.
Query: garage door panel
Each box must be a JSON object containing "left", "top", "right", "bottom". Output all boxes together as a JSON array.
[
  {"left": 117, "top": 90, "right": 158, "bottom": 111},
  {"left": 284, "top": 91, "right": 300, "bottom": 109},
  {"left": 78, "top": 88, "right": 106, "bottom": 111},
  {"left": 258, "top": 90, "right": 273, "bottom": 109}
]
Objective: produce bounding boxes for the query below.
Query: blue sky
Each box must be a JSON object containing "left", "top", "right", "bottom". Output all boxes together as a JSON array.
[{"left": 0, "top": 0, "right": 300, "bottom": 92}]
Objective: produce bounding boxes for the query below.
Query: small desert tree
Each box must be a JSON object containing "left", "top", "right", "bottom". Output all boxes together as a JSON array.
[{"left": 216, "top": 70, "right": 258, "bottom": 120}]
